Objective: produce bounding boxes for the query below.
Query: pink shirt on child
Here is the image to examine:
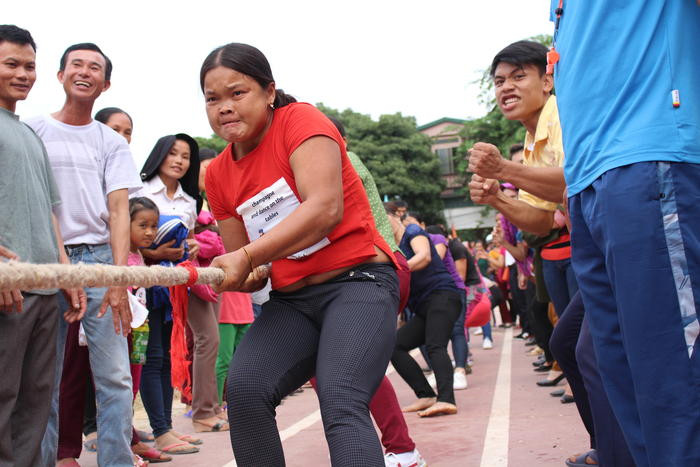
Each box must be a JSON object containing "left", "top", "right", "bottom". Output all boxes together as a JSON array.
[{"left": 219, "top": 292, "right": 253, "bottom": 325}]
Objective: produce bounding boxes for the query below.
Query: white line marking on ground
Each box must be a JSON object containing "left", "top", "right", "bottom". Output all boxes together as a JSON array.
[
  {"left": 222, "top": 349, "right": 421, "bottom": 466},
  {"left": 479, "top": 327, "right": 513, "bottom": 467}
]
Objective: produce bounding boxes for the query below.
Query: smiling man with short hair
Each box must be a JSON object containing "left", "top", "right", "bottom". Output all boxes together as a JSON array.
[
  {"left": 26, "top": 42, "right": 142, "bottom": 467},
  {"left": 0, "top": 24, "right": 87, "bottom": 467}
]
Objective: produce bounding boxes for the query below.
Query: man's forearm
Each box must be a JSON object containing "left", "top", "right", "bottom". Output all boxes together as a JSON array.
[
  {"left": 107, "top": 190, "right": 131, "bottom": 267},
  {"left": 501, "top": 240, "right": 525, "bottom": 262},
  {"left": 489, "top": 193, "right": 554, "bottom": 237},
  {"left": 51, "top": 214, "right": 69, "bottom": 264},
  {"left": 110, "top": 212, "right": 130, "bottom": 266},
  {"left": 499, "top": 161, "right": 565, "bottom": 203}
]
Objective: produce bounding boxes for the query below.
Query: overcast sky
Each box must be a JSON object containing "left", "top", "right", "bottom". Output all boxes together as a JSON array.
[{"left": 6, "top": 0, "right": 552, "bottom": 167}]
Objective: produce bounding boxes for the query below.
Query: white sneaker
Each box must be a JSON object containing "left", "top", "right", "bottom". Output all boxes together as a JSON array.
[
  {"left": 474, "top": 327, "right": 483, "bottom": 336},
  {"left": 453, "top": 371, "right": 468, "bottom": 390},
  {"left": 482, "top": 337, "right": 493, "bottom": 349},
  {"left": 384, "top": 449, "right": 428, "bottom": 467},
  {"left": 426, "top": 372, "right": 436, "bottom": 389}
]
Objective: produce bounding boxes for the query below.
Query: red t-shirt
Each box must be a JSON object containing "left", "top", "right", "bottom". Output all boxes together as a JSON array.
[{"left": 205, "top": 102, "right": 396, "bottom": 289}]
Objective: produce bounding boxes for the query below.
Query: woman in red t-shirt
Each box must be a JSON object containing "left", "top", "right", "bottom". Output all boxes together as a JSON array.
[{"left": 201, "top": 43, "right": 399, "bottom": 467}]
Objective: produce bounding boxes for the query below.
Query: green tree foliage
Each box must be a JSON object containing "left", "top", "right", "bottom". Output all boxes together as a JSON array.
[
  {"left": 192, "top": 105, "right": 446, "bottom": 224},
  {"left": 317, "top": 104, "right": 446, "bottom": 225},
  {"left": 194, "top": 134, "right": 227, "bottom": 153}
]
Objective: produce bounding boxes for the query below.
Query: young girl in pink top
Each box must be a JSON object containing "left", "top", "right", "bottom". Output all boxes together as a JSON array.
[{"left": 128, "top": 197, "right": 175, "bottom": 464}]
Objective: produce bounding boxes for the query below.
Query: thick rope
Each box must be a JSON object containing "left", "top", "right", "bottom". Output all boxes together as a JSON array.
[{"left": 0, "top": 261, "right": 225, "bottom": 291}]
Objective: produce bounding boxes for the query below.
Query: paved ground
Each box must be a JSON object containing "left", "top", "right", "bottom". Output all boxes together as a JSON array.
[{"left": 76, "top": 326, "right": 588, "bottom": 466}]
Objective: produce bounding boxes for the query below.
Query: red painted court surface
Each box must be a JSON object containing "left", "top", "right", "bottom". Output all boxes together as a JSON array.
[{"left": 77, "top": 327, "right": 587, "bottom": 467}]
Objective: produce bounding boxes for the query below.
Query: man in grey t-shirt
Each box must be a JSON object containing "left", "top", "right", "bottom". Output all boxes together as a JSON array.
[{"left": 0, "top": 25, "right": 85, "bottom": 467}]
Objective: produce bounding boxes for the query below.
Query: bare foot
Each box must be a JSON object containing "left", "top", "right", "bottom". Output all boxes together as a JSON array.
[
  {"left": 401, "top": 397, "right": 436, "bottom": 413},
  {"left": 417, "top": 401, "right": 458, "bottom": 417}
]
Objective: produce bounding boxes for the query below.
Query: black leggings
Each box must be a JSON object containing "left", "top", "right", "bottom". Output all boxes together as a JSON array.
[
  {"left": 226, "top": 264, "right": 398, "bottom": 467},
  {"left": 529, "top": 299, "right": 555, "bottom": 362},
  {"left": 391, "top": 289, "right": 462, "bottom": 405}
]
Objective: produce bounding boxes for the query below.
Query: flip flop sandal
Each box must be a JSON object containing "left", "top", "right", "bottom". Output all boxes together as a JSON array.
[
  {"left": 159, "top": 442, "right": 199, "bottom": 455},
  {"left": 136, "top": 430, "right": 155, "bottom": 442},
  {"left": 193, "top": 420, "right": 229, "bottom": 432},
  {"left": 177, "top": 434, "right": 203, "bottom": 445},
  {"left": 133, "top": 454, "right": 149, "bottom": 467},
  {"left": 136, "top": 447, "right": 172, "bottom": 463},
  {"left": 565, "top": 449, "right": 598, "bottom": 467},
  {"left": 83, "top": 439, "right": 97, "bottom": 452}
]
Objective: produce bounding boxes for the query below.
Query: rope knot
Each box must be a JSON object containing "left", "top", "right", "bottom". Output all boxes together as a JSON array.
[{"left": 177, "top": 260, "right": 199, "bottom": 287}]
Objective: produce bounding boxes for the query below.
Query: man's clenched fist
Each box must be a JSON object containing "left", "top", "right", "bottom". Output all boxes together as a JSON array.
[
  {"left": 469, "top": 174, "right": 500, "bottom": 205},
  {"left": 468, "top": 142, "right": 505, "bottom": 179}
]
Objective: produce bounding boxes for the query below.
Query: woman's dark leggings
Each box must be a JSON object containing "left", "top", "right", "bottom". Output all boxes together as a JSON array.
[
  {"left": 550, "top": 292, "right": 595, "bottom": 447},
  {"left": 391, "top": 289, "right": 462, "bottom": 405},
  {"left": 226, "top": 264, "right": 399, "bottom": 467},
  {"left": 529, "top": 299, "right": 555, "bottom": 362}
]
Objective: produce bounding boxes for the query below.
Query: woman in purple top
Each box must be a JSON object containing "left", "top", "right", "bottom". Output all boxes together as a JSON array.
[
  {"left": 425, "top": 225, "right": 471, "bottom": 390},
  {"left": 426, "top": 231, "right": 465, "bottom": 292}
]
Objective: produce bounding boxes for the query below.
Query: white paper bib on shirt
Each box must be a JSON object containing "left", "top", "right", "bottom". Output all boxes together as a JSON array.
[{"left": 236, "top": 177, "right": 330, "bottom": 260}]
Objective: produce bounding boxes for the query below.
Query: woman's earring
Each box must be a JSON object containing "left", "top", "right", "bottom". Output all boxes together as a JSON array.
[{"left": 269, "top": 103, "right": 274, "bottom": 109}]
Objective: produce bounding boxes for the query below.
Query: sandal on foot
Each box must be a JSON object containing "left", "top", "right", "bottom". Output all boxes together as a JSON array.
[
  {"left": 193, "top": 419, "right": 229, "bottom": 432},
  {"left": 176, "top": 434, "right": 203, "bottom": 445},
  {"left": 135, "top": 447, "right": 172, "bottom": 463},
  {"left": 83, "top": 439, "right": 97, "bottom": 452},
  {"left": 565, "top": 449, "right": 598, "bottom": 466},
  {"left": 159, "top": 443, "right": 199, "bottom": 455},
  {"left": 83, "top": 432, "right": 98, "bottom": 452}
]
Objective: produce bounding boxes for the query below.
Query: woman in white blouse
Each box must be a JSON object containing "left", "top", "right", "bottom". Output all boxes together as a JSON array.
[{"left": 136, "top": 134, "right": 227, "bottom": 454}]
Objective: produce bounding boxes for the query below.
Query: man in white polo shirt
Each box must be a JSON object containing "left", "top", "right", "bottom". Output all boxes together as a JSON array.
[{"left": 26, "top": 42, "right": 142, "bottom": 467}]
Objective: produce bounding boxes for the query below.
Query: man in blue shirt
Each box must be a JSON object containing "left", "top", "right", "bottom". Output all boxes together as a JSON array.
[{"left": 552, "top": 2, "right": 700, "bottom": 466}]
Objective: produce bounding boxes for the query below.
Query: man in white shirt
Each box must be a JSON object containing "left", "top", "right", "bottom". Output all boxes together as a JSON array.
[{"left": 27, "top": 42, "right": 142, "bottom": 467}]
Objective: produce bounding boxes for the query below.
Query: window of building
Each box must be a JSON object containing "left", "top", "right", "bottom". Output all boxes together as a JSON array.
[{"left": 436, "top": 147, "right": 455, "bottom": 175}]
